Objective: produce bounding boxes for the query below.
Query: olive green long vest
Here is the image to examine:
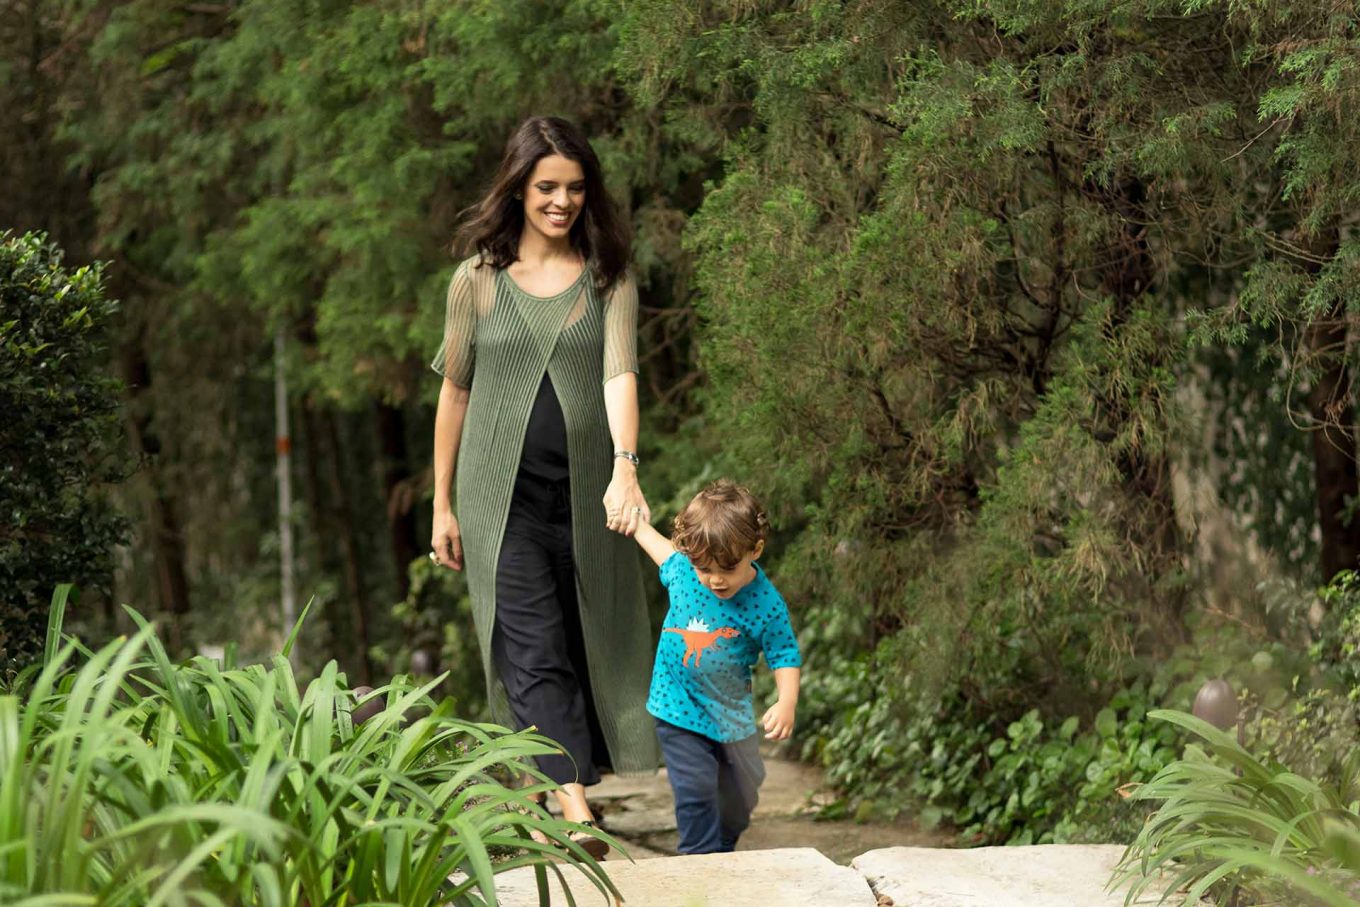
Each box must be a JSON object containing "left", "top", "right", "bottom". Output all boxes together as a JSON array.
[{"left": 432, "top": 255, "right": 658, "bottom": 777}]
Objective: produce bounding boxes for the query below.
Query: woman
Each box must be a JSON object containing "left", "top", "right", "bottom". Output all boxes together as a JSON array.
[{"left": 429, "top": 116, "right": 658, "bottom": 852}]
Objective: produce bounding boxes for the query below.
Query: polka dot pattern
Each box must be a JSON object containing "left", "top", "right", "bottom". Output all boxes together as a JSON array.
[{"left": 645, "top": 551, "right": 802, "bottom": 742}]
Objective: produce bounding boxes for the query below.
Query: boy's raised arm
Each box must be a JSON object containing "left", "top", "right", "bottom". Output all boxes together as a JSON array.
[{"left": 633, "top": 520, "right": 676, "bottom": 566}]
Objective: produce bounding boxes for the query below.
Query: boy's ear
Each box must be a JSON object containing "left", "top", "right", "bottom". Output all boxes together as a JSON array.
[{"left": 752, "top": 539, "right": 766, "bottom": 560}]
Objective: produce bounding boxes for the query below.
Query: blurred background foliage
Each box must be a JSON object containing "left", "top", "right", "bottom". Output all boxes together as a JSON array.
[{"left": 4, "top": 0, "right": 1360, "bottom": 854}]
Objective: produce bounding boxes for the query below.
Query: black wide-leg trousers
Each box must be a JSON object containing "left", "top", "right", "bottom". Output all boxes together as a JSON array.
[{"left": 491, "top": 475, "right": 609, "bottom": 786}]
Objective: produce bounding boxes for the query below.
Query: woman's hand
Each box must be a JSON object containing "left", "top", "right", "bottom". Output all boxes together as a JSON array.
[
  {"left": 431, "top": 507, "right": 464, "bottom": 570},
  {"left": 603, "top": 462, "right": 650, "bottom": 536}
]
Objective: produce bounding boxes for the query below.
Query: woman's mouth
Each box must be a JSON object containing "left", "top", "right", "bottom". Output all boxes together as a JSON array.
[{"left": 544, "top": 210, "right": 572, "bottom": 227}]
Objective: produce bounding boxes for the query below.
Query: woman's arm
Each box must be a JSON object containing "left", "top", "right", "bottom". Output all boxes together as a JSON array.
[
  {"left": 603, "top": 371, "right": 649, "bottom": 536},
  {"left": 432, "top": 377, "right": 470, "bottom": 569},
  {"left": 632, "top": 520, "right": 676, "bottom": 567}
]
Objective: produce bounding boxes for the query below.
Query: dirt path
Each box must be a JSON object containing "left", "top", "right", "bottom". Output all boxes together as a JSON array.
[{"left": 570, "top": 748, "right": 950, "bottom": 864}]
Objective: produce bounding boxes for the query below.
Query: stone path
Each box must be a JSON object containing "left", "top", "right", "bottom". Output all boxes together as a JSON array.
[
  {"left": 494, "top": 844, "right": 1174, "bottom": 906},
  {"left": 497, "top": 752, "right": 1183, "bottom": 905},
  {"left": 562, "top": 750, "right": 947, "bottom": 864},
  {"left": 495, "top": 847, "right": 878, "bottom": 906},
  {"left": 853, "top": 844, "right": 1164, "bottom": 906}
]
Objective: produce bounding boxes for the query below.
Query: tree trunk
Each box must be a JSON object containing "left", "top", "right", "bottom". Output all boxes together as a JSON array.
[
  {"left": 375, "top": 403, "right": 418, "bottom": 601},
  {"left": 323, "top": 413, "right": 373, "bottom": 683},
  {"left": 1302, "top": 228, "right": 1360, "bottom": 583},
  {"left": 120, "top": 334, "right": 191, "bottom": 650}
]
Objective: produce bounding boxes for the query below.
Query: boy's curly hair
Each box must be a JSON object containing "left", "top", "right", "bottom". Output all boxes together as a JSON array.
[{"left": 672, "top": 480, "right": 769, "bottom": 570}]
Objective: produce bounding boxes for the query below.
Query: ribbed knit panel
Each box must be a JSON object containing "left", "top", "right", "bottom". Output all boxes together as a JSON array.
[{"left": 438, "top": 256, "right": 659, "bottom": 777}]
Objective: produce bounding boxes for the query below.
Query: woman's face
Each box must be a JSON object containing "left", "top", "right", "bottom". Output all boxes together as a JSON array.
[{"left": 522, "top": 154, "right": 585, "bottom": 244}]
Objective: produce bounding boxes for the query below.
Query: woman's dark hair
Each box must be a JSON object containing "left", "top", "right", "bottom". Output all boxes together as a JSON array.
[{"left": 455, "top": 116, "right": 630, "bottom": 291}]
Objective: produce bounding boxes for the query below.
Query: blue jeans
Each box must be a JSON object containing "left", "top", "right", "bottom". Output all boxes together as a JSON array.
[{"left": 655, "top": 718, "right": 766, "bottom": 854}]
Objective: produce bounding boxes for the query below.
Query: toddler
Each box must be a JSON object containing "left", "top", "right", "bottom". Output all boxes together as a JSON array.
[{"left": 632, "top": 480, "right": 802, "bottom": 854}]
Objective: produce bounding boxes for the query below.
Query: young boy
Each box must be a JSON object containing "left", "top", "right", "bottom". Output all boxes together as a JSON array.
[{"left": 631, "top": 480, "right": 802, "bottom": 855}]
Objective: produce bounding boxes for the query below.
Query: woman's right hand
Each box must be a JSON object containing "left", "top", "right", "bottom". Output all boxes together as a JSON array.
[{"left": 431, "top": 507, "right": 464, "bottom": 571}]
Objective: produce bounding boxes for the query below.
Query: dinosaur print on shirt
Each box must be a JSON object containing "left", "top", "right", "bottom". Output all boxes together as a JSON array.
[
  {"left": 664, "top": 618, "right": 740, "bottom": 668},
  {"left": 647, "top": 551, "right": 801, "bottom": 743}
]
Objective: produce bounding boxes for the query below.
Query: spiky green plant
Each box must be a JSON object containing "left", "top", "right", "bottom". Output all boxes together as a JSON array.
[
  {"left": 0, "top": 586, "right": 621, "bottom": 905},
  {"left": 1114, "top": 709, "right": 1360, "bottom": 906}
]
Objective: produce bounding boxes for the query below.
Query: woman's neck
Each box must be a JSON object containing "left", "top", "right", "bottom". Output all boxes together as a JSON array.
[{"left": 517, "top": 228, "right": 576, "bottom": 268}]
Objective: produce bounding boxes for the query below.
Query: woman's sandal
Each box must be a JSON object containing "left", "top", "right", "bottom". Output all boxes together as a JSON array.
[
  {"left": 566, "top": 820, "right": 610, "bottom": 860},
  {"left": 516, "top": 792, "right": 609, "bottom": 859}
]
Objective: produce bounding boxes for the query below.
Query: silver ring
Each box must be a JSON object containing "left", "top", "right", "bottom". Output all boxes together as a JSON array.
[
  {"left": 428, "top": 551, "right": 439, "bottom": 564},
  {"left": 632, "top": 506, "right": 642, "bottom": 513}
]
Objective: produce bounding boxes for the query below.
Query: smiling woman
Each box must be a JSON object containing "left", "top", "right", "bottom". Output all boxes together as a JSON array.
[{"left": 428, "top": 116, "right": 657, "bottom": 858}]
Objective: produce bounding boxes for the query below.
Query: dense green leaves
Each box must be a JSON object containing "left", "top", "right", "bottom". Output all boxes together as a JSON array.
[{"left": 0, "top": 233, "right": 126, "bottom": 677}]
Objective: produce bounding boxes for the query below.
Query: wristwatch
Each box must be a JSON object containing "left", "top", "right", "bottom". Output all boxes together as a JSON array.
[{"left": 614, "top": 450, "right": 640, "bottom": 466}]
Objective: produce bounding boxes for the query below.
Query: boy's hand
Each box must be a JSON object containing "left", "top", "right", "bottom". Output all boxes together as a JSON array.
[{"left": 761, "top": 698, "right": 796, "bottom": 740}]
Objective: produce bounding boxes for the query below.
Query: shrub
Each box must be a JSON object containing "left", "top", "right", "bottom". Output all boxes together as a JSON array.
[
  {"left": 810, "top": 663, "right": 1180, "bottom": 845},
  {"left": 0, "top": 588, "right": 619, "bottom": 905},
  {"left": 0, "top": 232, "right": 126, "bottom": 677}
]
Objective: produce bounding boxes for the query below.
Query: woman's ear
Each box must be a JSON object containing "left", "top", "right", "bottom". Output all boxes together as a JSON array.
[{"left": 751, "top": 539, "right": 766, "bottom": 560}]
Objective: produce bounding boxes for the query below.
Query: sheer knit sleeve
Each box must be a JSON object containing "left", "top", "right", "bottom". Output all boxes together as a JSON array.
[
  {"left": 430, "top": 260, "right": 476, "bottom": 388},
  {"left": 601, "top": 270, "right": 639, "bottom": 383}
]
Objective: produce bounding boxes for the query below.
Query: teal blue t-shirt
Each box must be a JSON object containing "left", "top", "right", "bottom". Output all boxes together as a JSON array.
[{"left": 646, "top": 551, "right": 802, "bottom": 743}]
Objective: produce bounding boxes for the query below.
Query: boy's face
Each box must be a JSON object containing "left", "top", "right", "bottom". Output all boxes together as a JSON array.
[{"left": 692, "top": 540, "right": 765, "bottom": 600}]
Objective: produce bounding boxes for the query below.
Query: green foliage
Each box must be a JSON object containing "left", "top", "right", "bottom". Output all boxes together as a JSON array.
[
  {"left": 12, "top": 0, "right": 1360, "bottom": 857},
  {"left": 381, "top": 558, "right": 488, "bottom": 720},
  {"left": 807, "top": 651, "right": 1180, "bottom": 844},
  {"left": 1116, "top": 710, "right": 1360, "bottom": 907},
  {"left": 0, "top": 588, "right": 618, "bottom": 905},
  {"left": 0, "top": 233, "right": 126, "bottom": 678},
  {"left": 1314, "top": 570, "right": 1360, "bottom": 696}
]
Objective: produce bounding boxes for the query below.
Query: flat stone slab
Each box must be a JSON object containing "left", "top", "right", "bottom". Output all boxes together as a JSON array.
[
  {"left": 852, "top": 844, "right": 1175, "bottom": 906},
  {"left": 494, "top": 847, "right": 878, "bottom": 906}
]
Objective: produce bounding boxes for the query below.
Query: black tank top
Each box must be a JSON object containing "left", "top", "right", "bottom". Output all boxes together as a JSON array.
[{"left": 517, "top": 373, "right": 570, "bottom": 483}]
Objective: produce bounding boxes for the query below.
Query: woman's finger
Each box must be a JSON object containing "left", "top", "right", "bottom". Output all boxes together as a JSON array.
[{"left": 450, "top": 534, "right": 464, "bottom": 570}]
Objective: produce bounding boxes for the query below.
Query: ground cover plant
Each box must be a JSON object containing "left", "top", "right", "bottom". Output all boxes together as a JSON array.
[
  {"left": 0, "top": 587, "right": 617, "bottom": 906},
  {"left": 1116, "top": 710, "right": 1360, "bottom": 907}
]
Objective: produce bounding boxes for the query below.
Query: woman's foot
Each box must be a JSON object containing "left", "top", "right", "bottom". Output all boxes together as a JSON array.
[
  {"left": 519, "top": 791, "right": 552, "bottom": 846},
  {"left": 567, "top": 820, "right": 610, "bottom": 860},
  {"left": 554, "top": 782, "right": 610, "bottom": 859}
]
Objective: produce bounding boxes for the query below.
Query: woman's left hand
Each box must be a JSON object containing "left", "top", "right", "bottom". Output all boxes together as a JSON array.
[{"left": 603, "top": 464, "right": 650, "bottom": 536}]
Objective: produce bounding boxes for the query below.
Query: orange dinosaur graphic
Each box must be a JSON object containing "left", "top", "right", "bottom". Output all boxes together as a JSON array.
[{"left": 664, "top": 618, "right": 740, "bottom": 668}]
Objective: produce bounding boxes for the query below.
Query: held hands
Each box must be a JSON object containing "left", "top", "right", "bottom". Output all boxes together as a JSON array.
[
  {"left": 431, "top": 508, "right": 464, "bottom": 570},
  {"left": 603, "top": 462, "right": 650, "bottom": 536},
  {"left": 761, "top": 698, "right": 796, "bottom": 741}
]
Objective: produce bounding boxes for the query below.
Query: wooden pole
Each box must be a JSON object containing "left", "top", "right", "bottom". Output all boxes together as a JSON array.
[{"left": 275, "top": 327, "right": 297, "bottom": 662}]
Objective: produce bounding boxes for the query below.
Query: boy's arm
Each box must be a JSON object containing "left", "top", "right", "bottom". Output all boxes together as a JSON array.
[
  {"left": 632, "top": 519, "right": 676, "bottom": 567},
  {"left": 761, "top": 667, "right": 801, "bottom": 740}
]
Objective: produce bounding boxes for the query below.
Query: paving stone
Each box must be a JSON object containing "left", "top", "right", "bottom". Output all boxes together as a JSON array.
[
  {"left": 851, "top": 844, "right": 1178, "bottom": 906},
  {"left": 606, "top": 839, "right": 668, "bottom": 861},
  {"left": 587, "top": 771, "right": 670, "bottom": 803},
  {"left": 599, "top": 803, "right": 677, "bottom": 836},
  {"left": 494, "top": 847, "right": 878, "bottom": 906}
]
